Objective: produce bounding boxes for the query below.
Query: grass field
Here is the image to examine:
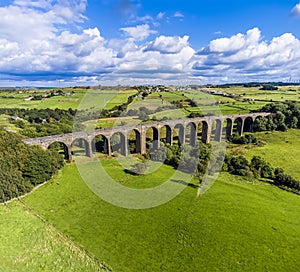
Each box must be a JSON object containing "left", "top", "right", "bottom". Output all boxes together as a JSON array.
[
  {"left": 23, "top": 159, "right": 300, "bottom": 272},
  {"left": 0, "top": 89, "right": 135, "bottom": 110},
  {"left": 0, "top": 90, "right": 86, "bottom": 110},
  {"left": 213, "top": 86, "right": 300, "bottom": 102},
  {"left": 228, "top": 129, "right": 300, "bottom": 180},
  {"left": 0, "top": 201, "right": 108, "bottom": 272},
  {"left": 104, "top": 89, "right": 138, "bottom": 110}
]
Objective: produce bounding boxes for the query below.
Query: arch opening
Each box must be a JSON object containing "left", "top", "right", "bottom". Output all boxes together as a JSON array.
[
  {"left": 92, "top": 134, "right": 110, "bottom": 155},
  {"left": 234, "top": 117, "right": 244, "bottom": 135},
  {"left": 211, "top": 119, "right": 222, "bottom": 142},
  {"left": 186, "top": 122, "right": 197, "bottom": 146},
  {"left": 128, "top": 129, "right": 141, "bottom": 154},
  {"left": 111, "top": 132, "right": 127, "bottom": 156},
  {"left": 244, "top": 117, "right": 254, "bottom": 133},
  {"left": 71, "top": 138, "right": 91, "bottom": 157},
  {"left": 159, "top": 125, "right": 172, "bottom": 146},
  {"left": 173, "top": 124, "right": 185, "bottom": 146},
  {"left": 48, "top": 141, "right": 71, "bottom": 160},
  {"left": 201, "top": 121, "right": 210, "bottom": 144},
  {"left": 146, "top": 126, "right": 160, "bottom": 151}
]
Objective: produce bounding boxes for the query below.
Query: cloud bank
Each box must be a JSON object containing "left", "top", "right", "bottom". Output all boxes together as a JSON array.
[{"left": 0, "top": 1, "right": 300, "bottom": 86}]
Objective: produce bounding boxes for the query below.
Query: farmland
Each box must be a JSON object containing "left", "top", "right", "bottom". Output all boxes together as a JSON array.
[{"left": 1, "top": 84, "right": 300, "bottom": 271}]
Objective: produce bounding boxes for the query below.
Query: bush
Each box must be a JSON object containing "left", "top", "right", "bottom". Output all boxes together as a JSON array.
[
  {"left": 229, "top": 134, "right": 258, "bottom": 144},
  {"left": 129, "top": 162, "right": 148, "bottom": 175}
]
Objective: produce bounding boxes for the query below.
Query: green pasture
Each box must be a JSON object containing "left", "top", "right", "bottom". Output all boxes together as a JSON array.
[
  {"left": 149, "top": 108, "right": 188, "bottom": 120},
  {"left": 0, "top": 89, "right": 131, "bottom": 110},
  {"left": 104, "top": 89, "right": 138, "bottom": 110},
  {"left": 219, "top": 101, "right": 268, "bottom": 114},
  {"left": 228, "top": 129, "right": 300, "bottom": 180},
  {"left": 129, "top": 97, "right": 165, "bottom": 111},
  {"left": 148, "top": 91, "right": 185, "bottom": 102},
  {"left": 185, "top": 100, "right": 267, "bottom": 115},
  {"left": 214, "top": 86, "right": 300, "bottom": 102},
  {"left": 184, "top": 89, "right": 236, "bottom": 104},
  {"left": 0, "top": 201, "right": 107, "bottom": 271},
  {"left": 23, "top": 159, "right": 300, "bottom": 272}
]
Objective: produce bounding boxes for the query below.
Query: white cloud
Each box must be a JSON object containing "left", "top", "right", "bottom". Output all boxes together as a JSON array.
[
  {"left": 13, "top": 0, "right": 52, "bottom": 9},
  {"left": 0, "top": 1, "right": 115, "bottom": 79},
  {"left": 193, "top": 28, "right": 300, "bottom": 83},
  {"left": 174, "top": 11, "right": 184, "bottom": 18},
  {"left": 144, "top": 35, "right": 190, "bottom": 54},
  {"left": 156, "top": 12, "right": 165, "bottom": 20},
  {"left": 135, "top": 14, "right": 153, "bottom": 23},
  {"left": 291, "top": 2, "right": 300, "bottom": 17},
  {"left": 208, "top": 28, "right": 261, "bottom": 53},
  {"left": 120, "top": 24, "right": 157, "bottom": 40}
]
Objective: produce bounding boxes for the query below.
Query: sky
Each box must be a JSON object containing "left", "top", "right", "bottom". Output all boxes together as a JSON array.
[{"left": 1, "top": 0, "right": 300, "bottom": 86}]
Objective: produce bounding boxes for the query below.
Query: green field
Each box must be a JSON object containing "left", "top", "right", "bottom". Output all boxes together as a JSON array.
[
  {"left": 0, "top": 89, "right": 135, "bottom": 110},
  {"left": 228, "top": 129, "right": 300, "bottom": 180},
  {"left": 104, "top": 89, "right": 138, "bottom": 110},
  {"left": 0, "top": 201, "right": 108, "bottom": 271},
  {"left": 218, "top": 86, "right": 300, "bottom": 102},
  {"left": 0, "top": 90, "right": 86, "bottom": 110},
  {"left": 22, "top": 159, "right": 300, "bottom": 272}
]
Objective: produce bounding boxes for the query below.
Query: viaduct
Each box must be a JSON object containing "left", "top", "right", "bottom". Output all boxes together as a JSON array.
[{"left": 23, "top": 113, "right": 271, "bottom": 160}]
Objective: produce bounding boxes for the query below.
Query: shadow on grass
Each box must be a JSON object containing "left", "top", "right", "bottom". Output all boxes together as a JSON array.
[
  {"left": 124, "top": 169, "right": 141, "bottom": 176},
  {"left": 170, "top": 179, "right": 199, "bottom": 189}
]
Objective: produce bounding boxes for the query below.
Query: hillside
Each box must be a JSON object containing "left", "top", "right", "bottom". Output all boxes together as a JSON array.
[
  {"left": 23, "top": 162, "right": 300, "bottom": 272},
  {"left": 0, "top": 201, "right": 109, "bottom": 272}
]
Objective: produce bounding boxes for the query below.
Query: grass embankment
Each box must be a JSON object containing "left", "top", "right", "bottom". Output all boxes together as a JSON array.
[
  {"left": 0, "top": 201, "right": 109, "bottom": 271},
  {"left": 24, "top": 159, "right": 300, "bottom": 272}
]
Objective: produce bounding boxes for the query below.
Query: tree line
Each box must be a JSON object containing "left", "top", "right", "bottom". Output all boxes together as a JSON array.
[
  {"left": 0, "top": 130, "right": 64, "bottom": 203},
  {"left": 223, "top": 154, "right": 300, "bottom": 194},
  {"left": 254, "top": 101, "right": 300, "bottom": 132}
]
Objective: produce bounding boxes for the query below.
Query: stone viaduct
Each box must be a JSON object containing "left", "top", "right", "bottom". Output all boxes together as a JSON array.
[{"left": 23, "top": 113, "right": 271, "bottom": 160}]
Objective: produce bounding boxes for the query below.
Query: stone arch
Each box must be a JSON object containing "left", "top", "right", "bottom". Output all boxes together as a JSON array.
[
  {"left": 128, "top": 129, "right": 141, "bottom": 154},
  {"left": 234, "top": 117, "right": 244, "bottom": 135},
  {"left": 185, "top": 122, "right": 197, "bottom": 146},
  {"left": 159, "top": 125, "right": 172, "bottom": 145},
  {"left": 173, "top": 123, "right": 185, "bottom": 146},
  {"left": 244, "top": 117, "right": 254, "bottom": 133},
  {"left": 92, "top": 134, "right": 110, "bottom": 156},
  {"left": 48, "top": 141, "right": 71, "bottom": 160},
  {"left": 145, "top": 126, "right": 160, "bottom": 151},
  {"left": 111, "top": 132, "right": 127, "bottom": 156},
  {"left": 71, "top": 138, "right": 92, "bottom": 157}
]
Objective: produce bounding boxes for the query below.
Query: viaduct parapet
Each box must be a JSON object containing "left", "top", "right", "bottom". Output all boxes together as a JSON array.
[{"left": 23, "top": 112, "right": 271, "bottom": 160}]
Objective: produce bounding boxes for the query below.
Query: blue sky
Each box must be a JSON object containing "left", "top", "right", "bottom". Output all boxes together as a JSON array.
[{"left": 1, "top": 0, "right": 300, "bottom": 86}]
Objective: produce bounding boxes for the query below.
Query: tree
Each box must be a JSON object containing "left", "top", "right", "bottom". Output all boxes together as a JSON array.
[
  {"left": 0, "top": 130, "right": 64, "bottom": 202},
  {"left": 138, "top": 111, "right": 149, "bottom": 121},
  {"left": 250, "top": 156, "right": 273, "bottom": 178}
]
